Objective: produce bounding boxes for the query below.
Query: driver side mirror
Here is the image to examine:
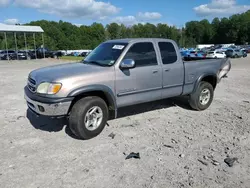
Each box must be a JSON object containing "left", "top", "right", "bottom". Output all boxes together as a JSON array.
[{"left": 120, "top": 59, "right": 135, "bottom": 69}]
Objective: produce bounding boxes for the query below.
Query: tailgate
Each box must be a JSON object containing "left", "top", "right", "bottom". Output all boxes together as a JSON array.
[{"left": 217, "top": 58, "right": 231, "bottom": 81}]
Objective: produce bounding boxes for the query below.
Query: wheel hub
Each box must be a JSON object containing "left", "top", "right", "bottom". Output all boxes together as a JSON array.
[
  {"left": 199, "top": 88, "right": 211, "bottom": 105},
  {"left": 84, "top": 106, "right": 103, "bottom": 131}
]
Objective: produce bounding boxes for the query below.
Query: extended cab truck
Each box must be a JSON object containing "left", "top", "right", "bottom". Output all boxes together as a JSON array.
[{"left": 24, "top": 38, "right": 231, "bottom": 139}]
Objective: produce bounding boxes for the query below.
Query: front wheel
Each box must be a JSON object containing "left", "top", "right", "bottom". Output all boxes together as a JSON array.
[
  {"left": 189, "top": 81, "right": 214, "bottom": 111},
  {"left": 69, "top": 96, "right": 109, "bottom": 140}
]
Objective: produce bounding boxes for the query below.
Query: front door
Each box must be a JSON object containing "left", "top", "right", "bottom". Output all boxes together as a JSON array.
[{"left": 115, "top": 42, "right": 162, "bottom": 107}]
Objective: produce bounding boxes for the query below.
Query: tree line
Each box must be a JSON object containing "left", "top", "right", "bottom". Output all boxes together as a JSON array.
[{"left": 1, "top": 10, "right": 250, "bottom": 51}]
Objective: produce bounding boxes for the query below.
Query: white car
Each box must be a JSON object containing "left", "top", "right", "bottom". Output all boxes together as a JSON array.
[{"left": 206, "top": 51, "right": 226, "bottom": 59}]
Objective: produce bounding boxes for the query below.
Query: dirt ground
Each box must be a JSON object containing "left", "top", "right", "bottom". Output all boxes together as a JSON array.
[{"left": 0, "top": 57, "right": 250, "bottom": 188}]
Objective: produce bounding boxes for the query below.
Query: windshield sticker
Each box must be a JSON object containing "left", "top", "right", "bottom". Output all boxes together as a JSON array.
[{"left": 112, "top": 45, "right": 125, "bottom": 50}]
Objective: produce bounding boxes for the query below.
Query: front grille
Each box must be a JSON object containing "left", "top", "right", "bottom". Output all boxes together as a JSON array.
[
  {"left": 27, "top": 76, "right": 36, "bottom": 93},
  {"left": 28, "top": 77, "right": 36, "bottom": 85}
]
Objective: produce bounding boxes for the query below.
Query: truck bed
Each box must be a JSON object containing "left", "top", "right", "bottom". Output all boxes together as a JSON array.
[{"left": 182, "top": 58, "right": 231, "bottom": 95}]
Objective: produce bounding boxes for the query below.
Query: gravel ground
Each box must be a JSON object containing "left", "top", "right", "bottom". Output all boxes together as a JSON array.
[{"left": 0, "top": 57, "right": 250, "bottom": 188}]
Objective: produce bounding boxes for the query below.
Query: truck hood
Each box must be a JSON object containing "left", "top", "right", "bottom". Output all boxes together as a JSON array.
[{"left": 29, "top": 62, "right": 111, "bottom": 84}]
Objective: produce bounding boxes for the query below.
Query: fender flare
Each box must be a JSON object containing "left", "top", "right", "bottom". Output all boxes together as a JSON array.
[
  {"left": 67, "top": 85, "right": 117, "bottom": 118},
  {"left": 192, "top": 73, "right": 218, "bottom": 93}
]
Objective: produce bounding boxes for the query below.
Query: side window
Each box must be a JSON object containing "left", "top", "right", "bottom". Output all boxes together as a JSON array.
[
  {"left": 123, "top": 42, "right": 157, "bottom": 67},
  {"left": 158, "top": 42, "right": 177, "bottom": 64}
]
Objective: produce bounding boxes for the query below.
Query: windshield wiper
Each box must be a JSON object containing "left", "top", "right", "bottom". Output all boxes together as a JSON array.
[{"left": 83, "top": 60, "right": 110, "bottom": 67}]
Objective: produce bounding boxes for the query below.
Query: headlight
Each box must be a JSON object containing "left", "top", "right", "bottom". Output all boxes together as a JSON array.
[{"left": 36, "top": 82, "right": 62, "bottom": 94}]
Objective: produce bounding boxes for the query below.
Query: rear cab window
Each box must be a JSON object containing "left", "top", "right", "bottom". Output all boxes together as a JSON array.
[
  {"left": 158, "top": 42, "right": 177, "bottom": 64},
  {"left": 123, "top": 42, "right": 157, "bottom": 67}
]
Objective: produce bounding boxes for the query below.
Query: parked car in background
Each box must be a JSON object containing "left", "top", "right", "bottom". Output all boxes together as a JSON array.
[
  {"left": 246, "top": 47, "right": 250, "bottom": 53},
  {"left": 66, "top": 52, "right": 75, "bottom": 56},
  {"left": 180, "top": 50, "right": 206, "bottom": 61},
  {"left": 16, "top": 50, "right": 37, "bottom": 60},
  {"left": 0, "top": 48, "right": 63, "bottom": 60},
  {"left": 24, "top": 38, "right": 231, "bottom": 139},
  {"left": 214, "top": 44, "right": 223, "bottom": 49},
  {"left": 32, "top": 47, "right": 63, "bottom": 59},
  {"left": 241, "top": 49, "right": 247, "bottom": 57},
  {"left": 225, "top": 49, "right": 243, "bottom": 58},
  {"left": 206, "top": 51, "right": 226, "bottom": 59},
  {"left": 1, "top": 50, "right": 38, "bottom": 60},
  {"left": 197, "top": 51, "right": 207, "bottom": 58},
  {"left": 79, "top": 52, "right": 89, "bottom": 57},
  {"left": 181, "top": 51, "right": 196, "bottom": 60},
  {"left": 0, "top": 50, "right": 16, "bottom": 60}
]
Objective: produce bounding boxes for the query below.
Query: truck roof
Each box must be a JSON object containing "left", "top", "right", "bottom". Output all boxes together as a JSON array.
[{"left": 105, "top": 38, "right": 175, "bottom": 44}]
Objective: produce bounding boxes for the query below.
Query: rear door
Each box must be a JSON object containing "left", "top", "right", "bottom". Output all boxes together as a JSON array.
[
  {"left": 157, "top": 41, "right": 184, "bottom": 98},
  {"left": 115, "top": 41, "right": 162, "bottom": 107}
]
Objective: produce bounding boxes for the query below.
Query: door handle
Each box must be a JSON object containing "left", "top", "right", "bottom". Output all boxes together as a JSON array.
[
  {"left": 164, "top": 68, "right": 170, "bottom": 72},
  {"left": 152, "top": 70, "right": 158, "bottom": 73}
]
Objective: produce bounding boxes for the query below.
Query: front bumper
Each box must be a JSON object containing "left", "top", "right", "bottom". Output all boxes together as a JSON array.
[{"left": 24, "top": 86, "right": 73, "bottom": 116}]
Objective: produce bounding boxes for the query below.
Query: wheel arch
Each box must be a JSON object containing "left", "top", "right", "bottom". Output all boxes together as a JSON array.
[
  {"left": 67, "top": 85, "right": 117, "bottom": 120},
  {"left": 192, "top": 74, "right": 218, "bottom": 93}
]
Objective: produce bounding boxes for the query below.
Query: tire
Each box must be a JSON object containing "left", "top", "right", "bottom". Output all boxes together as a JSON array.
[
  {"left": 69, "top": 96, "right": 109, "bottom": 140},
  {"left": 189, "top": 81, "right": 214, "bottom": 111},
  {"left": 214, "top": 56, "right": 217, "bottom": 59}
]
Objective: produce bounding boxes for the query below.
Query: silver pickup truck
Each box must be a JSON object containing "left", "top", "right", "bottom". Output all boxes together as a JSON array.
[{"left": 24, "top": 38, "right": 231, "bottom": 139}]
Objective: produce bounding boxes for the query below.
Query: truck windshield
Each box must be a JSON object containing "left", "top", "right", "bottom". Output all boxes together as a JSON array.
[{"left": 82, "top": 42, "right": 128, "bottom": 67}]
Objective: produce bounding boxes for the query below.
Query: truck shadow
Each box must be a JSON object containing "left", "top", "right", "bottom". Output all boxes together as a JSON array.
[
  {"left": 26, "top": 109, "right": 84, "bottom": 140},
  {"left": 26, "top": 109, "right": 67, "bottom": 132},
  {"left": 116, "top": 96, "right": 193, "bottom": 118},
  {"left": 26, "top": 96, "right": 193, "bottom": 139}
]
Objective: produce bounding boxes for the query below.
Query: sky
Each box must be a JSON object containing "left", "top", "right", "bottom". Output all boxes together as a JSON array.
[{"left": 0, "top": 0, "right": 250, "bottom": 27}]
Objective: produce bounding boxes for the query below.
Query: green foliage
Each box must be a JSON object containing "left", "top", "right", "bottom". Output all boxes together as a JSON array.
[
  {"left": 1, "top": 10, "right": 250, "bottom": 50},
  {"left": 60, "top": 56, "right": 84, "bottom": 61},
  {"left": 184, "top": 10, "right": 250, "bottom": 46}
]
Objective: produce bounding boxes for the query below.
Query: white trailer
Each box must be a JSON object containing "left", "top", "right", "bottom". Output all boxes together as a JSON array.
[{"left": 196, "top": 44, "right": 214, "bottom": 49}]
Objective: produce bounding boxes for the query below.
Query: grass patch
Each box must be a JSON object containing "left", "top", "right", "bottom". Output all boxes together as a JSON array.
[{"left": 60, "top": 56, "right": 84, "bottom": 61}]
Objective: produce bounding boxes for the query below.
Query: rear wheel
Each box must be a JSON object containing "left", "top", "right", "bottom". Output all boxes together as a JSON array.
[
  {"left": 69, "top": 96, "right": 109, "bottom": 140},
  {"left": 189, "top": 81, "right": 214, "bottom": 111}
]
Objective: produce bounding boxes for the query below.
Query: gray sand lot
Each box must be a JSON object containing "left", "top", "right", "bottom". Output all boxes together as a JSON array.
[{"left": 0, "top": 57, "right": 250, "bottom": 188}]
